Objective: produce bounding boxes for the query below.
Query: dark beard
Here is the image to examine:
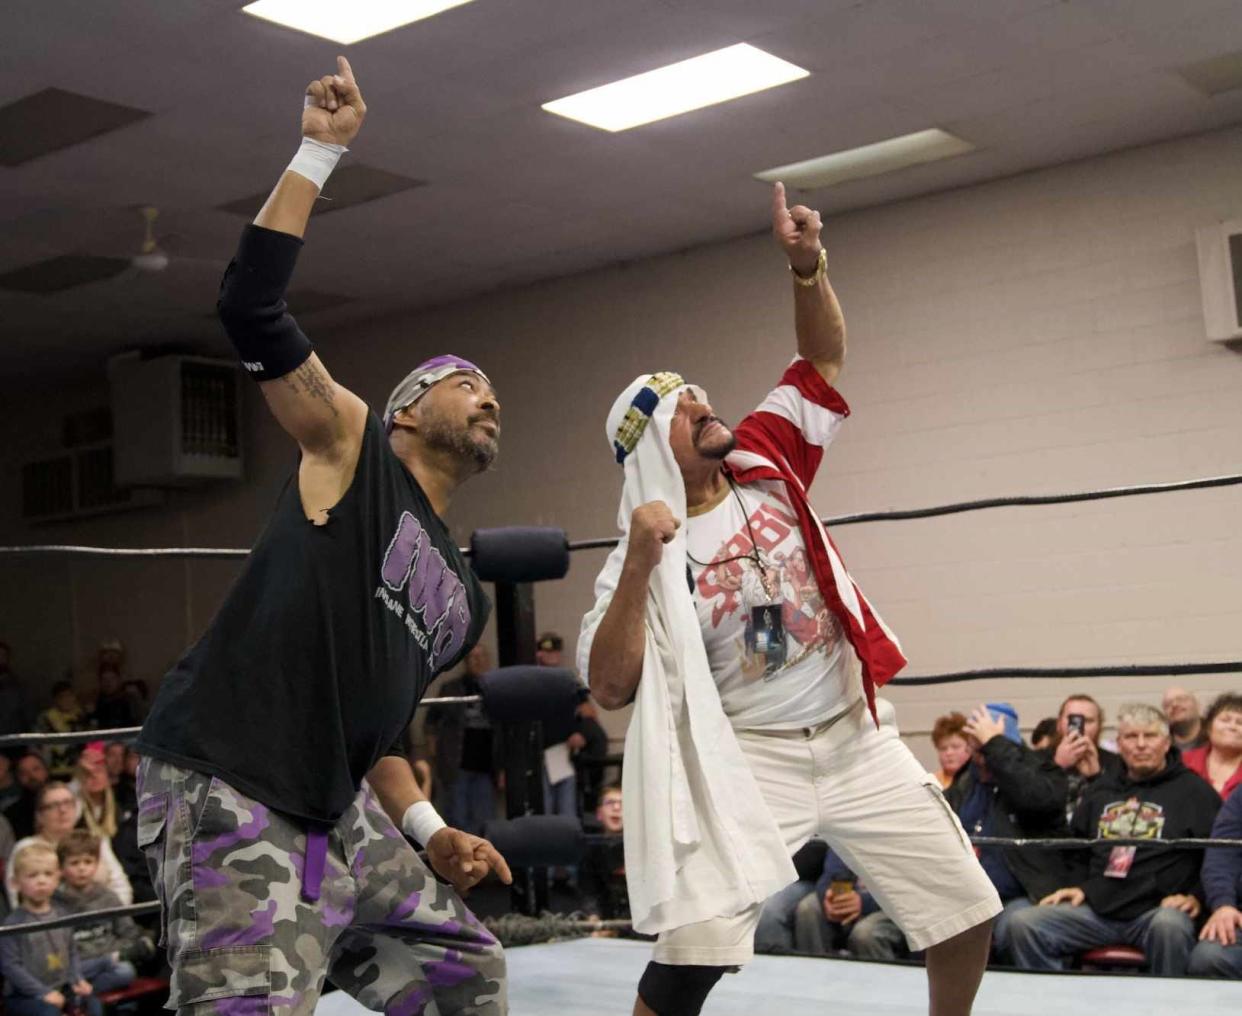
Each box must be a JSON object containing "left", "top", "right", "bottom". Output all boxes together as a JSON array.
[
  {"left": 695, "top": 424, "right": 730, "bottom": 459},
  {"left": 421, "top": 414, "right": 498, "bottom": 472},
  {"left": 694, "top": 418, "right": 736, "bottom": 460},
  {"left": 699, "top": 433, "right": 736, "bottom": 460}
]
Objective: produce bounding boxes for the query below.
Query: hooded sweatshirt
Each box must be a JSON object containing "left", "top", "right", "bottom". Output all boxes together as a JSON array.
[{"left": 1070, "top": 750, "right": 1221, "bottom": 920}]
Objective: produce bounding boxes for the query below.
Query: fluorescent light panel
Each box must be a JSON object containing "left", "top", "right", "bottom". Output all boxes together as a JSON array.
[
  {"left": 542, "top": 43, "right": 809, "bottom": 132},
  {"left": 756, "top": 128, "right": 976, "bottom": 190},
  {"left": 242, "top": 0, "right": 475, "bottom": 44}
]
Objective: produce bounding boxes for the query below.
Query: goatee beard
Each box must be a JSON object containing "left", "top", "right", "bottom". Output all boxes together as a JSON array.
[
  {"left": 422, "top": 417, "right": 498, "bottom": 472},
  {"left": 696, "top": 429, "right": 736, "bottom": 461}
]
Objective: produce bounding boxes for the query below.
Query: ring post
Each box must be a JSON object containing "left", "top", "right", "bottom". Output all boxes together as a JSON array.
[{"left": 471, "top": 526, "right": 571, "bottom": 916}]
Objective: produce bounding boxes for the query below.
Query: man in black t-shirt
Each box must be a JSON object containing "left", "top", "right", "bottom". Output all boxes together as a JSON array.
[{"left": 134, "top": 57, "right": 510, "bottom": 1016}]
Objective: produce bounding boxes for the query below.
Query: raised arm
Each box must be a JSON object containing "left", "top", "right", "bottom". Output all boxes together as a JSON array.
[
  {"left": 217, "top": 56, "right": 369, "bottom": 460},
  {"left": 771, "top": 182, "right": 845, "bottom": 384}
]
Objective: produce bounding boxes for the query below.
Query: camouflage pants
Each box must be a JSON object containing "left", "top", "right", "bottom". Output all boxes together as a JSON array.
[{"left": 136, "top": 759, "right": 506, "bottom": 1016}]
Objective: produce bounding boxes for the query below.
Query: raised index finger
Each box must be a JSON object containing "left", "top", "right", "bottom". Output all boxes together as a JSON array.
[
  {"left": 337, "top": 55, "right": 356, "bottom": 84},
  {"left": 772, "top": 181, "right": 789, "bottom": 220}
]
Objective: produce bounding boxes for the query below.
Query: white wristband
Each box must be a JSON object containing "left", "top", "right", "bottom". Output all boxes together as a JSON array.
[
  {"left": 401, "top": 801, "right": 447, "bottom": 846},
  {"left": 286, "top": 137, "right": 348, "bottom": 190}
]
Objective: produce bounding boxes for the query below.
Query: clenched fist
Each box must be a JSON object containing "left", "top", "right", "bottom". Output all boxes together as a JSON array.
[
  {"left": 303, "top": 56, "right": 367, "bottom": 147},
  {"left": 626, "top": 501, "right": 681, "bottom": 574}
]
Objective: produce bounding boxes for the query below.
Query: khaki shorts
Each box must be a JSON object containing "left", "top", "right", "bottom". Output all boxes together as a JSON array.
[{"left": 653, "top": 701, "right": 1001, "bottom": 966}]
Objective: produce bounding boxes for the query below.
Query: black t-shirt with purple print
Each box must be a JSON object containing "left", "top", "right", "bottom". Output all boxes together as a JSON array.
[{"left": 137, "top": 411, "right": 489, "bottom": 824}]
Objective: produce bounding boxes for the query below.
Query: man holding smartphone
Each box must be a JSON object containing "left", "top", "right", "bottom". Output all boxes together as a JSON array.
[{"left": 1046, "top": 694, "right": 1124, "bottom": 826}]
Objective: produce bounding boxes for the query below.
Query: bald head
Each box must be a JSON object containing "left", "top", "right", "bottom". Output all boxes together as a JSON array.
[{"left": 1162, "top": 686, "right": 1202, "bottom": 742}]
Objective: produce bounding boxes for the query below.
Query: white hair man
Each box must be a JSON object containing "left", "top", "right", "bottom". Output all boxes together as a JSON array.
[{"left": 1006, "top": 703, "right": 1221, "bottom": 975}]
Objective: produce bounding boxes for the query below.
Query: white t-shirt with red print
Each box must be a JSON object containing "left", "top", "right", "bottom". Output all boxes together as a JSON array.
[{"left": 686, "top": 478, "right": 859, "bottom": 730}]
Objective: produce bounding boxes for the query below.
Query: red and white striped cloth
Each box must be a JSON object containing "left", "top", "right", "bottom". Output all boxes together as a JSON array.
[{"left": 727, "top": 358, "right": 907, "bottom": 726}]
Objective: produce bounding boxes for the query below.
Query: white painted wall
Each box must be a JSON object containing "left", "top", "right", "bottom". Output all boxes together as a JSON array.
[{"left": 3, "top": 127, "right": 1241, "bottom": 769}]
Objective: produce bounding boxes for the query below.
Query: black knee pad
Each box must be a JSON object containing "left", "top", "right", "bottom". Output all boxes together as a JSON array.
[{"left": 638, "top": 961, "right": 727, "bottom": 1016}]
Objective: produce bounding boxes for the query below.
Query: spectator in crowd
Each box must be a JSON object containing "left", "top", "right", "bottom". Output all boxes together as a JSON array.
[
  {"left": 0, "top": 842, "right": 102, "bottom": 1016},
  {"left": 70, "top": 744, "right": 148, "bottom": 902},
  {"left": 96, "top": 640, "right": 123, "bottom": 674},
  {"left": 755, "top": 839, "right": 826, "bottom": 954},
  {"left": 930, "top": 712, "right": 970, "bottom": 790},
  {"left": 120, "top": 748, "right": 140, "bottom": 792},
  {"left": 579, "top": 784, "right": 631, "bottom": 926},
  {"left": 102, "top": 743, "right": 129, "bottom": 801},
  {"left": 0, "top": 811, "right": 16, "bottom": 882},
  {"left": 424, "top": 645, "right": 499, "bottom": 836},
  {"left": 536, "top": 632, "right": 578, "bottom": 822},
  {"left": 5, "top": 754, "right": 50, "bottom": 840},
  {"left": 103, "top": 743, "right": 124, "bottom": 784},
  {"left": 1182, "top": 692, "right": 1242, "bottom": 802},
  {"left": 1188, "top": 782, "right": 1242, "bottom": 977},
  {"left": 1007, "top": 703, "right": 1221, "bottom": 976},
  {"left": 0, "top": 754, "right": 24, "bottom": 814},
  {"left": 536, "top": 632, "right": 563, "bottom": 667},
  {"left": 952, "top": 703, "right": 1070, "bottom": 962},
  {"left": 35, "top": 682, "right": 90, "bottom": 781},
  {"left": 121, "top": 680, "right": 150, "bottom": 723},
  {"left": 88, "top": 666, "right": 139, "bottom": 733},
  {"left": 570, "top": 695, "right": 610, "bottom": 813},
  {"left": 0, "top": 643, "right": 31, "bottom": 738},
  {"left": 793, "top": 849, "right": 881, "bottom": 957},
  {"left": 1030, "top": 718, "right": 1058, "bottom": 751},
  {"left": 72, "top": 746, "right": 118, "bottom": 845},
  {"left": 1163, "top": 686, "right": 1208, "bottom": 752},
  {"left": 96, "top": 641, "right": 150, "bottom": 722},
  {"left": 53, "top": 830, "right": 153, "bottom": 991},
  {"left": 6, "top": 783, "right": 133, "bottom": 909},
  {"left": 1047, "top": 694, "right": 1123, "bottom": 826}
]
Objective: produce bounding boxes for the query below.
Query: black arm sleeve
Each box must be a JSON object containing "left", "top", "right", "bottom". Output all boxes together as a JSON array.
[
  {"left": 981, "top": 739, "right": 1070, "bottom": 824},
  {"left": 217, "top": 225, "right": 314, "bottom": 381}
]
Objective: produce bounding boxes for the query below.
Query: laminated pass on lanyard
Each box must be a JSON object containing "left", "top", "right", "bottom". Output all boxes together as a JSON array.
[
  {"left": 751, "top": 602, "right": 786, "bottom": 676},
  {"left": 686, "top": 478, "right": 789, "bottom": 679}
]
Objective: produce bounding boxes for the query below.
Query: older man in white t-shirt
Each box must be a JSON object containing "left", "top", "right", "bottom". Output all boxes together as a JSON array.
[{"left": 579, "top": 185, "right": 999, "bottom": 1016}]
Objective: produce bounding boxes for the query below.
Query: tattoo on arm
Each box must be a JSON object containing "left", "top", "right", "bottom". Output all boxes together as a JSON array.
[{"left": 284, "top": 360, "right": 339, "bottom": 416}]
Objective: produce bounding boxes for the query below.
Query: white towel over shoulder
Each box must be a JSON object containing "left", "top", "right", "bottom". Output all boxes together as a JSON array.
[{"left": 578, "top": 376, "right": 795, "bottom": 935}]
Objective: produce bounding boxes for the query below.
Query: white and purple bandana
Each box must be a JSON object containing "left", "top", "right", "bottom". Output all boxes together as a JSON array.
[{"left": 383, "top": 354, "right": 490, "bottom": 432}]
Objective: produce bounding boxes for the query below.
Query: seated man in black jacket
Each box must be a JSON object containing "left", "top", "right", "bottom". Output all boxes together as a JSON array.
[
  {"left": 955, "top": 702, "right": 1071, "bottom": 962},
  {"left": 1007, "top": 703, "right": 1221, "bottom": 976}
]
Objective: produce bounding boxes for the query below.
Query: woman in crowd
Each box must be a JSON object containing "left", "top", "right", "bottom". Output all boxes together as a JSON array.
[
  {"left": 5, "top": 782, "right": 132, "bottom": 908},
  {"left": 931, "top": 711, "right": 971, "bottom": 789},
  {"left": 1183, "top": 692, "right": 1242, "bottom": 801}
]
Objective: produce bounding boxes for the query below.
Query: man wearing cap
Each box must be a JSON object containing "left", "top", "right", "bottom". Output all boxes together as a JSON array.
[
  {"left": 134, "top": 57, "right": 509, "bottom": 1016},
  {"left": 579, "top": 185, "right": 999, "bottom": 1016},
  {"left": 535, "top": 633, "right": 578, "bottom": 824}
]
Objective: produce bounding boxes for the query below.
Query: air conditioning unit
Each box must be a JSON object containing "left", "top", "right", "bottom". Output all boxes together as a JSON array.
[
  {"left": 21, "top": 443, "right": 164, "bottom": 524},
  {"left": 1194, "top": 220, "right": 1242, "bottom": 342},
  {"left": 108, "top": 353, "right": 244, "bottom": 486}
]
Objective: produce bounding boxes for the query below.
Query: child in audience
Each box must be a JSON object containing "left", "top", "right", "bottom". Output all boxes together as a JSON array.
[
  {"left": 0, "top": 842, "right": 101, "bottom": 1016},
  {"left": 54, "top": 830, "right": 151, "bottom": 991}
]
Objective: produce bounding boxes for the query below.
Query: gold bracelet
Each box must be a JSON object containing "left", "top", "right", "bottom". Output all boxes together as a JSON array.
[{"left": 790, "top": 246, "right": 827, "bottom": 287}]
